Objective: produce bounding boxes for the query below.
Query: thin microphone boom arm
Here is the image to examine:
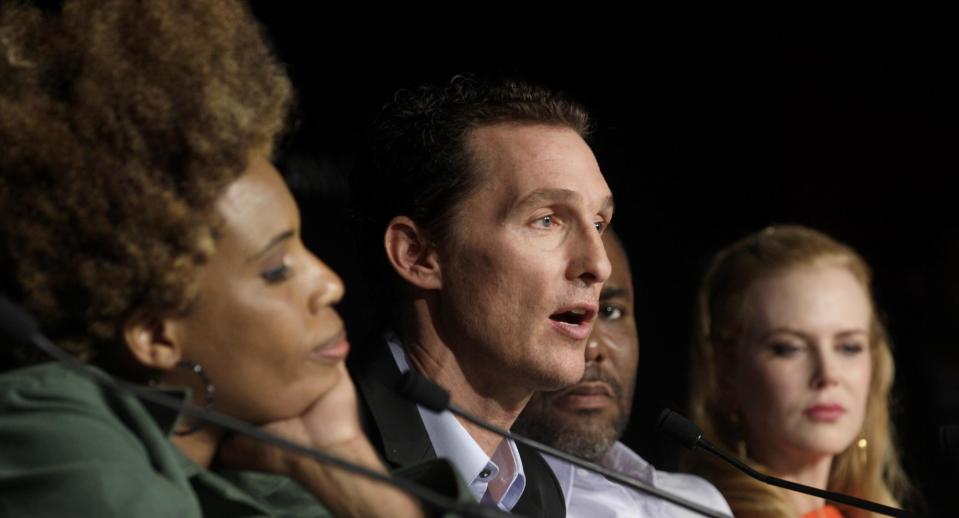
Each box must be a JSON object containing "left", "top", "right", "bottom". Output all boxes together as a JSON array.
[
  {"left": 658, "top": 409, "right": 916, "bottom": 518},
  {"left": 0, "top": 296, "right": 512, "bottom": 518},
  {"left": 400, "top": 370, "right": 732, "bottom": 518}
]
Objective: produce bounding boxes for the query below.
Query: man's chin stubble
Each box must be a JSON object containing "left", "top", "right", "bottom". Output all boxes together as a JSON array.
[{"left": 514, "top": 407, "right": 627, "bottom": 462}]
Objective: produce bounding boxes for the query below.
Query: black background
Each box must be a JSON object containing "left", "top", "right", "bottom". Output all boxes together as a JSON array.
[{"left": 254, "top": 5, "right": 959, "bottom": 514}]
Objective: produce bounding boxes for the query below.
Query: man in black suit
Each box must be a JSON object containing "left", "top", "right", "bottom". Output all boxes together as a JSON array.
[{"left": 349, "top": 75, "right": 614, "bottom": 516}]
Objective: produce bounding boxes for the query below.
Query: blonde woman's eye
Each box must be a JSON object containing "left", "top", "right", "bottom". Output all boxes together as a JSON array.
[
  {"left": 770, "top": 342, "right": 801, "bottom": 357},
  {"left": 839, "top": 342, "right": 865, "bottom": 355}
]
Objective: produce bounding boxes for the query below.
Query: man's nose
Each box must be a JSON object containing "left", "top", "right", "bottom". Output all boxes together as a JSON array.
[{"left": 568, "top": 224, "right": 612, "bottom": 285}]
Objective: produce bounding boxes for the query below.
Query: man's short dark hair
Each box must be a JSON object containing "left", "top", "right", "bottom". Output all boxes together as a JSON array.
[{"left": 350, "top": 74, "right": 590, "bottom": 305}]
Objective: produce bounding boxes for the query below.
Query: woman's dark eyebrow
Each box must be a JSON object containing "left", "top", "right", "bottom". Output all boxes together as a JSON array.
[{"left": 247, "top": 229, "right": 295, "bottom": 262}]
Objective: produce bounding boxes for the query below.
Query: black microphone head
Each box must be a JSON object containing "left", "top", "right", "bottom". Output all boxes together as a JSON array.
[
  {"left": 0, "top": 295, "right": 39, "bottom": 344},
  {"left": 658, "top": 408, "right": 703, "bottom": 450},
  {"left": 398, "top": 370, "right": 450, "bottom": 413}
]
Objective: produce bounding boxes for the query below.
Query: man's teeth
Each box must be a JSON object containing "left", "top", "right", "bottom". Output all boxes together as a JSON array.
[{"left": 550, "top": 308, "right": 588, "bottom": 325}]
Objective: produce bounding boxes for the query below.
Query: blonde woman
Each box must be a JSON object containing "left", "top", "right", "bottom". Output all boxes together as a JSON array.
[{"left": 685, "top": 225, "right": 912, "bottom": 517}]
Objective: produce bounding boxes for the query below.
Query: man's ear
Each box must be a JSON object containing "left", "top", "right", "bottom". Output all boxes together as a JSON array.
[
  {"left": 121, "top": 309, "right": 182, "bottom": 371},
  {"left": 384, "top": 215, "right": 443, "bottom": 290}
]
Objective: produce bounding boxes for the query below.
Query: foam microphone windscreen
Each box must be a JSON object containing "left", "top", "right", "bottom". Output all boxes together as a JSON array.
[
  {"left": 658, "top": 408, "right": 704, "bottom": 449},
  {"left": 398, "top": 370, "right": 451, "bottom": 413}
]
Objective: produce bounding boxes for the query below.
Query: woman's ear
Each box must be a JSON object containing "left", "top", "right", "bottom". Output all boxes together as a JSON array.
[
  {"left": 383, "top": 215, "right": 442, "bottom": 290},
  {"left": 121, "top": 309, "right": 182, "bottom": 371}
]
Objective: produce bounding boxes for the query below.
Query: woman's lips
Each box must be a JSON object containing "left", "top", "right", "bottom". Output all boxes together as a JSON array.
[
  {"left": 311, "top": 331, "right": 350, "bottom": 361},
  {"left": 804, "top": 403, "right": 846, "bottom": 422}
]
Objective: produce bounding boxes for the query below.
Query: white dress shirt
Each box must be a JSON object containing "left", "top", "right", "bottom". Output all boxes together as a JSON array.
[
  {"left": 386, "top": 333, "right": 526, "bottom": 510},
  {"left": 545, "top": 441, "right": 731, "bottom": 517}
]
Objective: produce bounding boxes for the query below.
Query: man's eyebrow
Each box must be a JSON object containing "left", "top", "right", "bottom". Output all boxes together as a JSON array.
[
  {"left": 247, "top": 229, "right": 295, "bottom": 262},
  {"left": 600, "top": 286, "right": 630, "bottom": 300},
  {"left": 511, "top": 188, "right": 581, "bottom": 212},
  {"left": 510, "top": 189, "right": 615, "bottom": 216},
  {"left": 599, "top": 194, "right": 615, "bottom": 213}
]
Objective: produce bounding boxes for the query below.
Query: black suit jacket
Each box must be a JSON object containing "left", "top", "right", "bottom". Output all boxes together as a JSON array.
[{"left": 348, "top": 333, "right": 566, "bottom": 517}]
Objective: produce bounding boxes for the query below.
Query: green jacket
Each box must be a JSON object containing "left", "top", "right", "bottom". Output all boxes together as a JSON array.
[{"left": 0, "top": 362, "right": 471, "bottom": 517}]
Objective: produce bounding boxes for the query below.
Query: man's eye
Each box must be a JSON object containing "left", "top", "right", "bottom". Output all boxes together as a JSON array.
[
  {"left": 594, "top": 221, "right": 605, "bottom": 233},
  {"left": 535, "top": 215, "right": 555, "bottom": 228},
  {"left": 261, "top": 264, "right": 290, "bottom": 284},
  {"left": 599, "top": 305, "right": 623, "bottom": 320}
]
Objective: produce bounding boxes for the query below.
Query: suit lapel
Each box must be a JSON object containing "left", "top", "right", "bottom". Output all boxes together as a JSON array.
[
  {"left": 349, "top": 333, "right": 566, "bottom": 517},
  {"left": 349, "top": 334, "right": 436, "bottom": 468}
]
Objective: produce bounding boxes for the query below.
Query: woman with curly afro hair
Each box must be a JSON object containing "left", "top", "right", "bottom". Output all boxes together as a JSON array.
[{"left": 0, "top": 1, "right": 434, "bottom": 516}]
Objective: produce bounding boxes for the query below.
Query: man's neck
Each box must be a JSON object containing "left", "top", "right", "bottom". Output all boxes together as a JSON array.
[{"left": 401, "top": 310, "right": 532, "bottom": 456}]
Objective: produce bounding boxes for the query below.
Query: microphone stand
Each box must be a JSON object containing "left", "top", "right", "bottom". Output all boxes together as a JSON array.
[
  {"left": 400, "top": 371, "right": 732, "bottom": 518},
  {"left": 0, "top": 296, "right": 512, "bottom": 518},
  {"left": 658, "top": 409, "right": 916, "bottom": 518}
]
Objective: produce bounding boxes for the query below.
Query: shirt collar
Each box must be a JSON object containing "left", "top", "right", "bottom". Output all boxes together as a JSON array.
[
  {"left": 386, "top": 332, "right": 526, "bottom": 510},
  {"left": 544, "top": 440, "right": 658, "bottom": 504},
  {"left": 600, "top": 441, "right": 657, "bottom": 485}
]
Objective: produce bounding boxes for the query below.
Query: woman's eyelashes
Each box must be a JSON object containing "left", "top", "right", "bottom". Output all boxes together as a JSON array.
[
  {"left": 837, "top": 340, "right": 866, "bottom": 355},
  {"left": 765, "top": 337, "right": 868, "bottom": 358},
  {"left": 769, "top": 340, "right": 803, "bottom": 357},
  {"left": 261, "top": 258, "right": 291, "bottom": 284}
]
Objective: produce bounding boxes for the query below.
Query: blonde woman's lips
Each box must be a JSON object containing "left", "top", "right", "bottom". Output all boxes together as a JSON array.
[{"left": 803, "top": 403, "right": 846, "bottom": 422}]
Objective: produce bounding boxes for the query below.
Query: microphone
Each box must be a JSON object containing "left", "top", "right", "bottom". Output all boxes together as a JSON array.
[
  {"left": 399, "top": 370, "right": 732, "bottom": 518},
  {"left": 0, "top": 295, "right": 512, "bottom": 518},
  {"left": 658, "top": 409, "right": 916, "bottom": 518}
]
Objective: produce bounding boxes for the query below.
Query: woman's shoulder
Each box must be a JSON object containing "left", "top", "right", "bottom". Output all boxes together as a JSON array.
[
  {"left": 0, "top": 362, "right": 153, "bottom": 448},
  {"left": 0, "top": 362, "right": 123, "bottom": 431},
  {"left": 0, "top": 362, "right": 203, "bottom": 517}
]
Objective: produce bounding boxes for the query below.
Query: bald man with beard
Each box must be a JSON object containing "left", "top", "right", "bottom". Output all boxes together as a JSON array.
[{"left": 513, "top": 230, "right": 731, "bottom": 517}]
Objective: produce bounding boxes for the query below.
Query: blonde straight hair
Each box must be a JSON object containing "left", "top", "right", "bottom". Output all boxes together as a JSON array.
[{"left": 685, "top": 225, "right": 912, "bottom": 517}]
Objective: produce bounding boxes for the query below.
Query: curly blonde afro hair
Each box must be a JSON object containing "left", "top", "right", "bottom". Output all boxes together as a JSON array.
[{"left": 0, "top": 0, "right": 292, "bottom": 364}]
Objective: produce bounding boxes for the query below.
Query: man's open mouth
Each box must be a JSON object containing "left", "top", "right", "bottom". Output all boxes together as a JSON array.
[
  {"left": 547, "top": 304, "right": 598, "bottom": 340},
  {"left": 549, "top": 307, "right": 593, "bottom": 326}
]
